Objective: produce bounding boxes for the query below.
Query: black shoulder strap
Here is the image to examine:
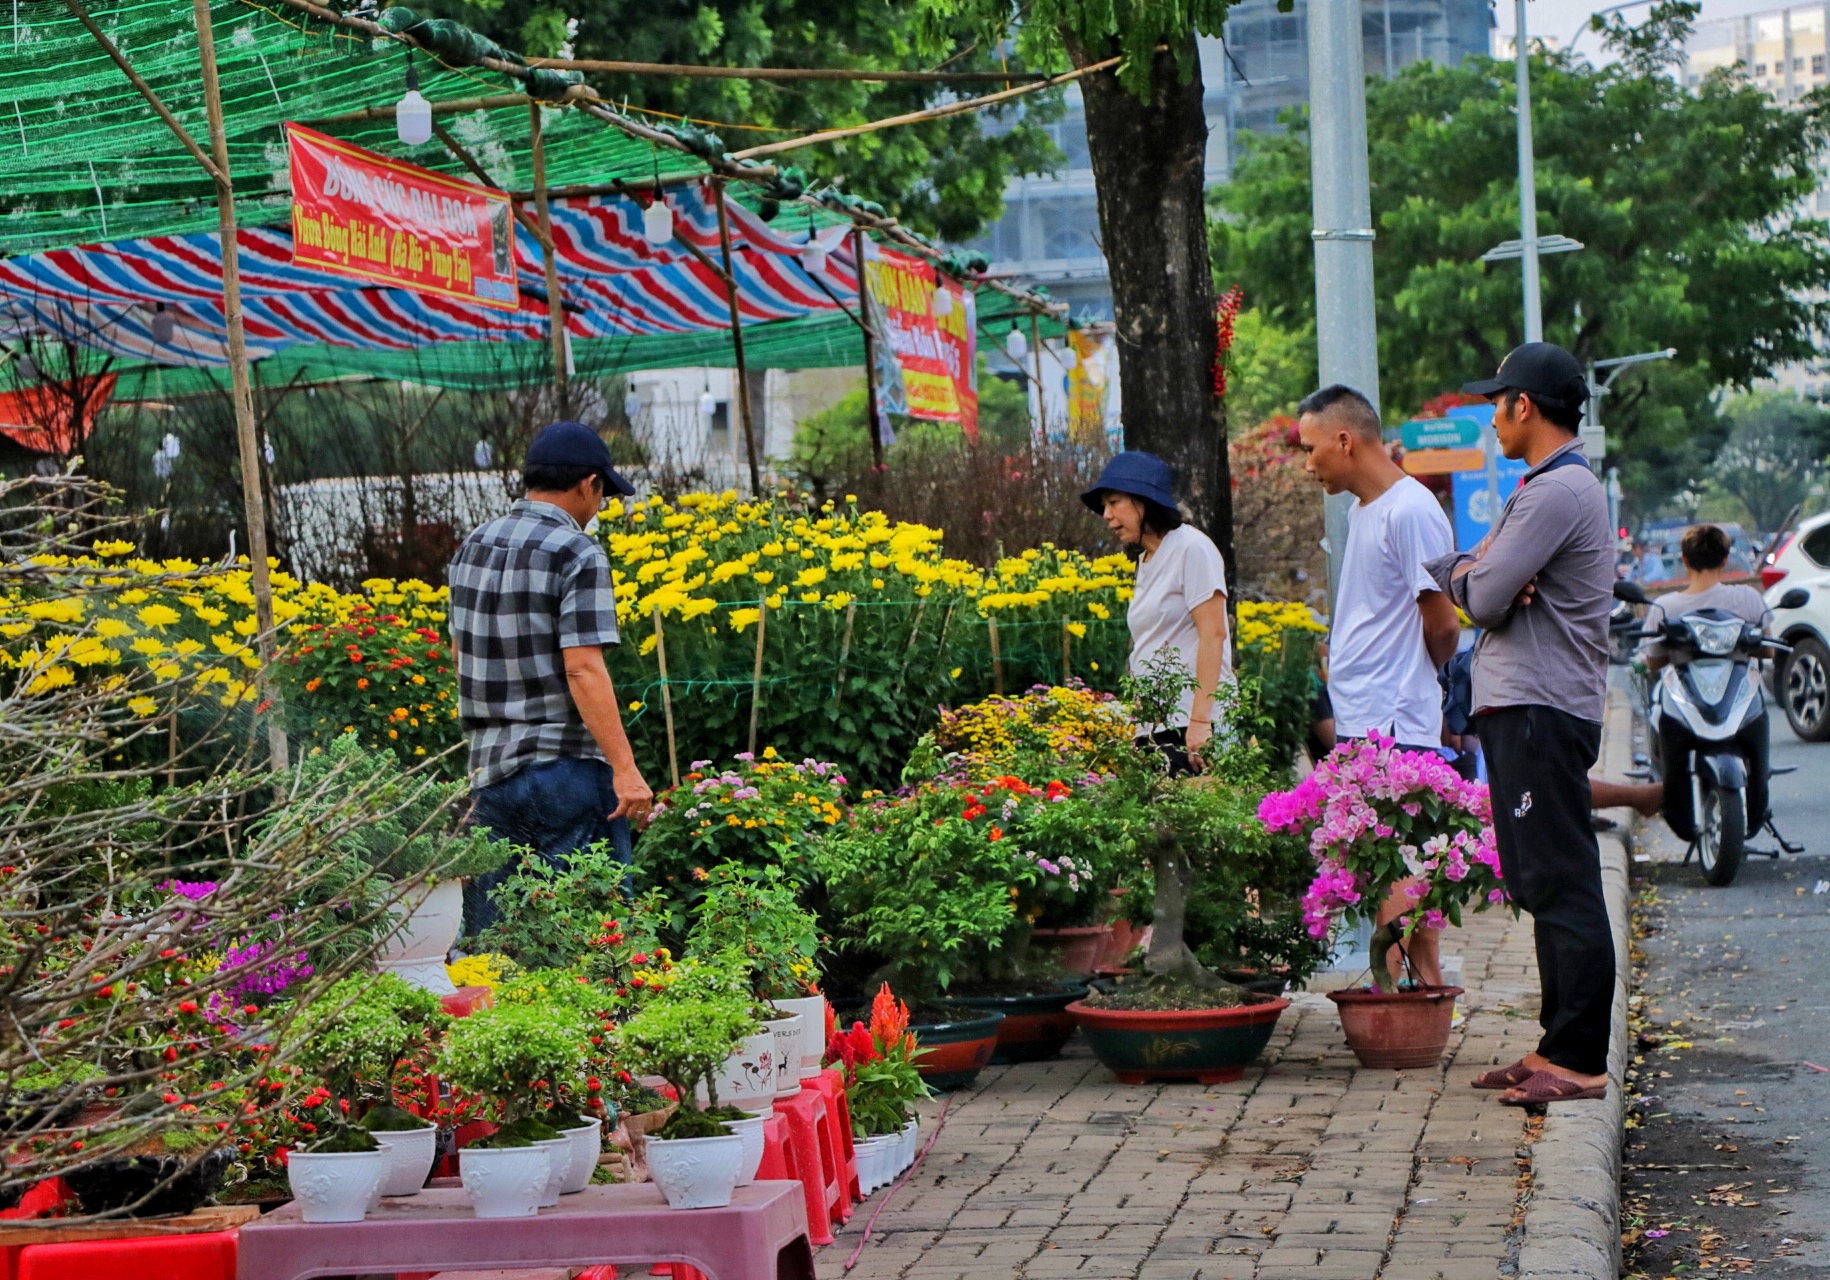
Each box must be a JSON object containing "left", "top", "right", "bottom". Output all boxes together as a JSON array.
[{"left": 1532, "top": 449, "right": 1592, "bottom": 480}]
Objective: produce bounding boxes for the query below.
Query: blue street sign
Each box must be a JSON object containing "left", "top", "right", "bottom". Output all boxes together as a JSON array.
[{"left": 1401, "top": 417, "right": 1482, "bottom": 451}]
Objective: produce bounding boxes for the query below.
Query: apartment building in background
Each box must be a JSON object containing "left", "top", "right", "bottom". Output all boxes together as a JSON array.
[{"left": 965, "top": 0, "right": 1493, "bottom": 325}]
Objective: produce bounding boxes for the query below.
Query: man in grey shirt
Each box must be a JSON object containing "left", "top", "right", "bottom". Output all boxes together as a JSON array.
[{"left": 1424, "top": 342, "right": 1615, "bottom": 1106}]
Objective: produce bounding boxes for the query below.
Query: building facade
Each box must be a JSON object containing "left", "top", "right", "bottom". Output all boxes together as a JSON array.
[{"left": 966, "top": 0, "right": 1493, "bottom": 323}]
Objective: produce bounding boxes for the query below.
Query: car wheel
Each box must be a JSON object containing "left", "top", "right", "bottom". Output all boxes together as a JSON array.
[{"left": 1783, "top": 637, "right": 1830, "bottom": 741}]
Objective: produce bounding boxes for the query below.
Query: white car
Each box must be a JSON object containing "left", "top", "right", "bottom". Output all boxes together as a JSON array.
[{"left": 1762, "top": 511, "right": 1830, "bottom": 740}]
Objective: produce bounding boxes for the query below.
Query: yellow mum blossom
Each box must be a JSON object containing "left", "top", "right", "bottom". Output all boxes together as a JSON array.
[
  {"left": 730, "top": 608, "right": 761, "bottom": 633},
  {"left": 127, "top": 695, "right": 159, "bottom": 717},
  {"left": 94, "top": 618, "right": 133, "bottom": 639}
]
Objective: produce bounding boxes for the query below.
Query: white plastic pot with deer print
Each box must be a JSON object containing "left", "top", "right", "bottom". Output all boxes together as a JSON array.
[{"left": 693, "top": 1028, "right": 778, "bottom": 1110}]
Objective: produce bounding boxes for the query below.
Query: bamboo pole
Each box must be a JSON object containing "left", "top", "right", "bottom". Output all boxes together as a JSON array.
[
  {"left": 853, "top": 227, "right": 884, "bottom": 474},
  {"left": 730, "top": 57, "right": 1121, "bottom": 160},
  {"left": 1029, "top": 313, "right": 1046, "bottom": 434},
  {"left": 193, "top": 0, "right": 287, "bottom": 771},
  {"left": 523, "top": 57, "right": 1057, "bottom": 83},
  {"left": 989, "top": 617, "right": 1003, "bottom": 695},
  {"left": 527, "top": 101, "right": 569, "bottom": 391},
  {"left": 713, "top": 180, "right": 763, "bottom": 496},
  {"left": 431, "top": 121, "right": 549, "bottom": 247},
  {"left": 65, "top": 0, "right": 225, "bottom": 184},
  {"left": 746, "top": 596, "right": 766, "bottom": 757},
  {"left": 829, "top": 601, "right": 857, "bottom": 711},
  {"left": 1062, "top": 617, "right": 1071, "bottom": 684},
  {"left": 653, "top": 608, "right": 679, "bottom": 788}
]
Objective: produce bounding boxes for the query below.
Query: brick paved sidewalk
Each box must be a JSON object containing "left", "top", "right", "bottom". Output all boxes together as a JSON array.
[{"left": 825, "top": 907, "right": 1546, "bottom": 1280}]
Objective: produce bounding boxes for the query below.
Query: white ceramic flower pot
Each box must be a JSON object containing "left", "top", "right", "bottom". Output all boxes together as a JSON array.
[
  {"left": 558, "top": 1120, "right": 602, "bottom": 1195},
  {"left": 372, "top": 1123, "right": 438, "bottom": 1197},
  {"left": 534, "top": 1137, "right": 571, "bottom": 1207},
  {"left": 771, "top": 994, "right": 828, "bottom": 1079},
  {"left": 768, "top": 1013, "right": 806, "bottom": 1097},
  {"left": 376, "top": 878, "right": 462, "bottom": 996},
  {"left": 647, "top": 1133, "right": 745, "bottom": 1210},
  {"left": 853, "top": 1135, "right": 895, "bottom": 1196},
  {"left": 287, "top": 1149, "right": 385, "bottom": 1223},
  {"left": 703, "top": 1028, "right": 778, "bottom": 1110},
  {"left": 458, "top": 1144, "right": 551, "bottom": 1220},
  {"left": 726, "top": 1111, "right": 768, "bottom": 1186}
]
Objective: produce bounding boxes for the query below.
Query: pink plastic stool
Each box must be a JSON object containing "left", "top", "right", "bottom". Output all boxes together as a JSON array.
[
  {"left": 755, "top": 1114, "right": 791, "bottom": 1183},
  {"left": 807, "top": 1069, "right": 860, "bottom": 1206},
  {"left": 17, "top": 1231, "right": 236, "bottom": 1280}
]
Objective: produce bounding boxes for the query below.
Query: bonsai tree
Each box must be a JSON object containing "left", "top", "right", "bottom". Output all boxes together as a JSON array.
[
  {"left": 439, "top": 1003, "right": 589, "bottom": 1145},
  {"left": 480, "top": 842, "right": 668, "bottom": 972},
  {"left": 284, "top": 973, "right": 456, "bottom": 1149},
  {"left": 684, "top": 863, "right": 822, "bottom": 1002},
  {"left": 491, "top": 968, "right": 623, "bottom": 1125},
  {"left": 1258, "top": 734, "right": 1505, "bottom": 993},
  {"left": 613, "top": 957, "right": 759, "bottom": 1138}
]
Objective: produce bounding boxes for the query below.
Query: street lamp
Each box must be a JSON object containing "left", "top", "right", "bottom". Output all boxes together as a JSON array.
[{"left": 1583, "top": 346, "right": 1676, "bottom": 469}]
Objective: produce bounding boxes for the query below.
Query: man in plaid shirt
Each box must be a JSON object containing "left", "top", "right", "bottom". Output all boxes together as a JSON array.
[{"left": 448, "top": 420, "right": 654, "bottom": 933}]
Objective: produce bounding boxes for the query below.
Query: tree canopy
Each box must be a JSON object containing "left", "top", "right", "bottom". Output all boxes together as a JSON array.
[
  {"left": 420, "top": 0, "right": 1061, "bottom": 241},
  {"left": 1705, "top": 391, "right": 1830, "bottom": 532},
  {"left": 1210, "top": 2, "right": 1830, "bottom": 514}
]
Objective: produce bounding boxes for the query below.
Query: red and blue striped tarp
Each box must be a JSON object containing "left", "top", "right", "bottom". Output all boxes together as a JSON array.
[{"left": 0, "top": 181, "right": 864, "bottom": 367}]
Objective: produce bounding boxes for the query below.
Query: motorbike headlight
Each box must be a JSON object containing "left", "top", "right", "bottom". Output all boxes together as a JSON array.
[{"left": 1686, "top": 617, "right": 1743, "bottom": 656}]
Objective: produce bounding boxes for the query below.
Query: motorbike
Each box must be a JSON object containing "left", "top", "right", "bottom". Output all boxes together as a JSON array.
[{"left": 1615, "top": 579, "right": 1791, "bottom": 886}]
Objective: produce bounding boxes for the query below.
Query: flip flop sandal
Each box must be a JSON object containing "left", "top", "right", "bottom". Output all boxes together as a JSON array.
[
  {"left": 1470, "top": 1059, "right": 1535, "bottom": 1090},
  {"left": 1499, "top": 1070, "right": 1607, "bottom": 1106}
]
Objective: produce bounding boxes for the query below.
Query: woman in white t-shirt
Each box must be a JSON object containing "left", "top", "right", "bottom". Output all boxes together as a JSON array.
[{"left": 1081, "top": 452, "right": 1231, "bottom": 767}]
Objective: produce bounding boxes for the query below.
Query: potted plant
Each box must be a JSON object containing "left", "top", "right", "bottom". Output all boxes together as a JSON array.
[
  {"left": 61, "top": 1092, "right": 238, "bottom": 1218},
  {"left": 614, "top": 960, "right": 760, "bottom": 1209},
  {"left": 439, "top": 1003, "right": 589, "bottom": 1217},
  {"left": 490, "top": 969, "right": 624, "bottom": 1194},
  {"left": 685, "top": 862, "right": 828, "bottom": 1089},
  {"left": 826, "top": 986, "right": 926, "bottom": 1194},
  {"left": 263, "top": 734, "right": 515, "bottom": 992},
  {"left": 1258, "top": 734, "right": 1503, "bottom": 1068},
  {"left": 1062, "top": 657, "right": 1296, "bottom": 1084}
]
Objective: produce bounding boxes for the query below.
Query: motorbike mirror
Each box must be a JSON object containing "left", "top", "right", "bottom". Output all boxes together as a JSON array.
[
  {"left": 1779, "top": 587, "right": 1810, "bottom": 610},
  {"left": 1613, "top": 579, "right": 1649, "bottom": 605}
]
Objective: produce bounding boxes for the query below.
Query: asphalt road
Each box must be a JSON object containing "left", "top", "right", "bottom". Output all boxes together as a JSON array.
[{"left": 1624, "top": 712, "right": 1830, "bottom": 1277}]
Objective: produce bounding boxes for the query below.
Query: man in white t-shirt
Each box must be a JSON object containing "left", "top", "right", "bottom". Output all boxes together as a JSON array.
[{"left": 1296, "top": 385, "right": 1461, "bottom": 983}]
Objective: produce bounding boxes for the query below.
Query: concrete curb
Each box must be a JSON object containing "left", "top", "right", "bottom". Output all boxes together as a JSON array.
[{"left": 1515, "top": 676, "right": 1634, "bottom": 1280}]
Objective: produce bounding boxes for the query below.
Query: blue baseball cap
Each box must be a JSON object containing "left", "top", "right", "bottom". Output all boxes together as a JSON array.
[
  {"left": 525, "top": 420, "right": 636, "bottom": 497},
  {"left": 1081, "top": 451, "right": 1177, "bottom": 513}
]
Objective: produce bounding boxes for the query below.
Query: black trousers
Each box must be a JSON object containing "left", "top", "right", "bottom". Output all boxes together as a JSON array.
[{"left": 1479, "top": 704, "right": 1615, "bottom": 1077}]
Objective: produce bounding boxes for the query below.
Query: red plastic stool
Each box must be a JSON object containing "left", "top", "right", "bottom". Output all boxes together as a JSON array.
[
  {"left": 772, "top": 1086, "right": 847, "bottom": 1245},
  {"left": 808, "top": 1069, "right": 860, "bottom": 1205},
  {"left": 16, "top": 1231, "right": 236, "bottom": 1280},
  {"left": 755, "top": 1114, "right": 791, "bottom": 1182},
  {"left": 440, "top": 986, "right": 494, "bottom": 1019}
]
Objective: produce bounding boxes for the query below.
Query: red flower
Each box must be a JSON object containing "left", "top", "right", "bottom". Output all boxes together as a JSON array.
[{"left": 178, "top": 1001, "right": 198, "bottom": 1014}]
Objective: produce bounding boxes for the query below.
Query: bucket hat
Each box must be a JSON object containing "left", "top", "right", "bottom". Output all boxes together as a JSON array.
[{"left": 1080, "top": 451, "right": 1176, "bottom": 513}]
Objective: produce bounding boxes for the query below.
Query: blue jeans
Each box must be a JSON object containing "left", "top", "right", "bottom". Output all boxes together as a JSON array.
[{"left": 464, "top": 755, "right": 632, "bottom": 938}]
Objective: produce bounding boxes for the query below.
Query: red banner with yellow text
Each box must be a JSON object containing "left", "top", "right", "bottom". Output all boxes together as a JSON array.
[
  {"left": 284, "top": 124, "right": 519, "bottom": 310},
  {"left": 863, "top": 242, "right": 962, "bottom": 424}
]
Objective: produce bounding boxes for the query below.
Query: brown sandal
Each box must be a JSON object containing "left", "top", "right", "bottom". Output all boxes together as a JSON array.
[
  {"left": 1498, "top": 1070, "right": 1607, "bottom": 1106},
  {"left": 1471, "top": 1059, "right": 1535, "bottom": 1090}
]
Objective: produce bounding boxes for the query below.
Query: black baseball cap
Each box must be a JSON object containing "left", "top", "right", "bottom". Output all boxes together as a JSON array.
[
  {"left": 1462, "top": 342, "right": 1590, "bottom": 410},
  {"left": 525, "top": 420, "right": 636, "bottom": 497}
]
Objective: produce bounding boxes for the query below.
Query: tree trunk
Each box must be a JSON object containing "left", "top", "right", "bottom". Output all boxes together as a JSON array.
[{"left": 1065, "top": 32, "right": 1234, "bottom": 579}]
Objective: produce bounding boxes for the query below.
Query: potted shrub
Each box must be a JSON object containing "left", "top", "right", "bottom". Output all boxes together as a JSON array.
[
  {"left": 826, "top": 986, "right": 926, "bottom": 1194},
  {"left": 61, "top": 1092, "right": 237, "bottom": 1218},
  {"left": 263, "top": 734, "right": 515, "bottom": 992},
  {"left": 286, "top": 972, "right": 449, "bottom": 1199},
  {"left": 1259, "top": 733, "right": 1504, "bottom": 1068},
  {"left": 685, "top": 862, "right": 828, "bottom": 1090},
  {"left": 614, "top": 961, "right": 759, "bottom": 1209},
  {"left": 490, "top": 969, "right": 624, "bottom": 1194},
  {"left": 1061, "top": 658, "right": 1297, "bottom": 1084},
  {"left": 439, "top": 1003, "right": 589, "bottom": 1217},
  {"left": 911, "top": 682, "right": 1138, "bottom": 978}
]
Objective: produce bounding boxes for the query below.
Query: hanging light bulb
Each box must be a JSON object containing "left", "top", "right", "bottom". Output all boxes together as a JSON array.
[
  {"left": 150, "top": 302, "right": 175, "bottom": 345},
  {"left": 800, "top": 243, "right": 827, "bottom": 274},
  {"left": 473, "top": 439, "right": 494, "bottom": 468},
  {"left": 1057, "top": 343, "right": 1078, "bottom": 371},
  {"left": 396, "top": 55, "right": 432, "bottom": 147},
  {"left": 699, "top": 390, "right": 717, "bottom": 416},
  {"left": 643, "top": 199, "right": 675, "bottom": 246},
  {"left": 624, "top": 390, "right": 643, "bottom": 420},
  {"left": 162, "top": 432, "right": 181, "bottom": 459},
  {"left": 1005, "top": 322, "right": 1028, "bottom": 362},
  {"left": 932, "top": 282, "right": 953, "bottom": 317}
]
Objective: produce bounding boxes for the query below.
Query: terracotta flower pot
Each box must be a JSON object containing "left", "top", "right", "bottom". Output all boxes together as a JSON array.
[
  {"left": 1067, "top": 996, "right": 1290, "bottom": 1084},
  {"left": 1028, "top": 926, "right": 1109, "bottom": 976},
  {"left": 948, "top": 984, "right": 1090, "bottom": 1064},
  {"left": 908, "top": 1008, "right": 1006, "bottom": 1090},
  {"left": 1327, "top": 986, "right": 1463, "bottom": 1070}
]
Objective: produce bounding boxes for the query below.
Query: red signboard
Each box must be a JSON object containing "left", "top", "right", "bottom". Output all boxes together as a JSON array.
[
  {"left": 863, "top": 242, "right": 961, "bottom": 423},
  {"left": 284, "top": 124, "right": 519, "bottom": 310}
]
